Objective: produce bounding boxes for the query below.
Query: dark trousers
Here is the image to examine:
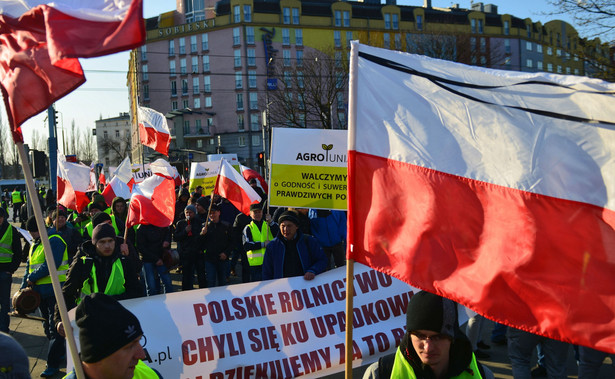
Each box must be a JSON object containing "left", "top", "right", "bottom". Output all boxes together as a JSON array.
[
  {"left": 181, "top": 252, "right": 207, "bottom": 290},
  {"left": 39, "top": 296, "right": 66, "bottom": 368}
]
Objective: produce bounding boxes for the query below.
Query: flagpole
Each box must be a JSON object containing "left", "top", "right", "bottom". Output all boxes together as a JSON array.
[{"left": 17, "top": 143, "right": 85, "bottom": 379}]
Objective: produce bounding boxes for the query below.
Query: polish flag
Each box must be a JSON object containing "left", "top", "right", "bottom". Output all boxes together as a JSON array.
[
  {"left": 0, "top": 0, "right": 144, "bottom": 141},
  {"left": 126, "top": 159, "right": 175, "bottom": 228},
  {"left": 348, "top": 43, "right": 615, "bottom": 353},
  {"left": 215, "top": 159, "right": 262, "bottom": 215},
  {"left": 138, "top": 106, "right": 171, "bottom": 156},
  {"left": 240, "top": 164, "right": 268, "bottom": 194},
  {"left": 98, "top": 172, "right": 106, "bottom": 187},
  {"left": 102, "top": 156, "right": 133, "bottom": 206},
  {"left": 57, "top": 153, "right": 90, "bottom": 212}
]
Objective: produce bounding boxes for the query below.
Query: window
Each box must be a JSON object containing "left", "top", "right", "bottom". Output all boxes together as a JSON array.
[
  {"left": 394, "top": 34, "right": 401, "bottom": 50},
  {"left": 234, "top": 5, "right": 241, "bottom": 23},
  {"left": 537, "top": 61, "right": 543, "bottom": 70},
  {"left": 171, "top": 81, "right": 177, "bottom": 96},
  {"left": 416, "top": 15, "right": 423, "bottom": 31},
  {"left": 547, "top": 46, "right": 553, "bottom": 55},
  {"left": 234, "top": 50, "right": 242, "bottom": 67},
  {"left": 384, "top": 13, "right": 390, "bottom": 29},
  {"left": 169, "top": 40, "right": 175, "bottom": 56},
  {"left": 252, "top": 135, "right": 260, "bottom": 146},
  {"left": 172, "top": 101, "right": 178, "bottom": 110},
  {"left": 140, "top": 45, "right": 147, "bottom": 61},
  {"left": 179, "top": 38, "right": 186, "bottom": 54},
  {"left": 337, "top": 92, "right": 345, "bottom": 109},
  {"left": 246, "top": 27, "right": 255, "bottom": 44},
  {"left": 480, "top": 38, "right": 486, "bottom": 53},
  {"left": 298, "top": 113, "right": 306, "bottom": 128},
  {"left": 238, "top": 136, "right": 247, "bottom": 147},
  {"left": 170, "top": 60, "right": 176, "bottom": 76},
  {"left": 115, "top": 130, "right": 120, "bottom": 138},
  {"left": 298, "top": 93, "right": 305, "bottom": 110},
  {"left": 282, "top": 29, "right": 290, "bottom": 45},
  {"left": 478, "top": 19, "right": 483, "bottom": 34},
  {"left": 335, "top": 51, "right": 342, "bottom": 67},
  {"left": 471, "top": 19, "right": 476, "bottom": 33},
  {"left": 143, "top": 84, "right": 149, "bottom": 100},
  {"left": 248, "top": 70, "right": 257, "bottom": 88},
  {"left": 190, "top": 35, "right": 197, "bottom": 52},
  {"left": 335, "top": 10, "right": 341, "bottom": 27},
  {"left": 249, "top": 92, "right": 258, "bottom": 110},
  {"left": 504, "top": 39, "right": 510, "bottom": 54},
  {"left": 504, "top": 21, "right": 509, "bottom": 35},
  {"left": 202, "top": 33, "right": 208, "bottom": 50},
  {"left": 244, "top": 5, "right": 252, "bottom": 22},
  {"left": 383, "top": 33, "right": 390, "bottom": 48},
  {"left": 184, "top": 121, "right": 190, "bottom": 135},
  {"left": 346, "top": 31, "right": 353, "bottom": 49},
  {"left": 180, "top": 58, "right": 187, "bottom": 74},
  {"left": 205, "top": 97, "right": 212, "bottom": 107},
  {"left": 183, "top": 99, "right": 189, "bottom": 109},
  {"left": 556, "top": 48, "right": 562, "bottom": 57},
  {"left": 297, "top": 71, "right": 304, "bottom": 88},
  {"left": 334, "top": 30, "right": 341, "bottom": 48},
  {"left": 250, "top": 114, "right": 259, "bottom": 131},
  {"left": 574, "top": 68, "right": 579, "bottom": 75},
  {"left": 191, "top": 56, "right": 198, "bottom": 73},
  {"left": 537, "top": 44, "right": 543, "bottom": 53},
  {"left": 197, "top": 139, "right": 203, "bottom": 148},
  {"left": 193, "top": 77, "right": 199, "bottom": 93},
  {"left": 236, "top": 93, "right": 244, "bottom": 110},
  {"left": 284, "top": 71, "right": 291, "bottom": 88},
  {"left": 526, "top": 41, "right": 532, "bottom": 51},
  {"left": 526, "top": 24, "right": 531, "bottom": 38},
  {"left": 392, "top": 14, "right": 398, "bottom": 30},
  {"left": 194, "top": 97, "right": 201, "bottom": 109},
  {"left": 237, "top": 114, "right": 244, "bottom": 130},
  {"left": 235, "top": 72, "right": 243, "bottom": 88},
  {"left": 182, "top": 79, "right": 188, "bottom": 95},
  {"left": 204, "top": 76, "right": 211, "bottom": 92},
  {"left": 233, "top": 27, "right": 241, "bottom": 45},
  {"left": 526, "top": 59, "right": 532, "bottom": 68},
  {"left": 292, "top": 8, "right": 300, "bottom": 24},
  {"left": 557, "top": 65, "right": 562, "bottom": 73},
  {"left": 202, "top": 55, "right": 210, "bottom": 72},
  {"left": 247, "top": 48, "right": 256, "bottom": 66},
  {"left": 296, "top": 50, "right": 303, "bottom": 66},
  {"left": 283, "top": 7, "right": 290, "bottom": 24},
  {"left": 283, "top": 49, "right": 291, "bottom": 66},
  {"left": 295, "top": 29, "right": 303, "bottom": 46},
  {"left": 547, "top": 63, "right": 553, "bottom": 72},
  {"left": 142, "top": 65, "right": 148, "bottom": 80},
  {"left": 480, "top": 56, "right": 486, "bottom": 65}
]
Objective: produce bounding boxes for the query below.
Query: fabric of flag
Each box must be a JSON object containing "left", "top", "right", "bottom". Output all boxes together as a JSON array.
[
  {"left": 215, "top": 159, "right": 262, "bottom": 216},
  {"left": 126, "top": 159, "right": 175, "bottom": 229},
  {"left": 102, "top": 156, "right": 133, "bottom": 206},
  {"left": 57, "top": 153, "right": 90, "bottom": 212},
  {"left": 138, "top": 106, "right": 171, "bottom": 156},
  {"left": 240, "top": 164, "right": 268, "bottom": 194},
  {"left": 347, "top": 43, "right": 615, "bottom": 353},
  {"left": 98, "top": 172, "right": 106, "bottom": 187},
  {"left": 0, "top": 0, "right": 144, "bottom": 141}
]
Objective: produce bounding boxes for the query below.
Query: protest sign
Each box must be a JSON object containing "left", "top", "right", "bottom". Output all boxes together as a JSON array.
[
  {"left": 188, "top": 161, "right": 221, "bottom": 194},
  {"left": 131, "top": 163, "right": 152, "bottom": 183},
  {"left": 68, "top": 264, "right": 421, "bottom": 378},
  {"left": 270, "top": 128, "right": 347, "bottom": 210}
]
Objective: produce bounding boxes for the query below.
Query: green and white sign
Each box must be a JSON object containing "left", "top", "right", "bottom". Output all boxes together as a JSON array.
[
  {"left": 270, "top": 128, "right": 347, "bottom": 210},
  {"left": 188, "top": 161, "right": 220, "bottom": 194}
]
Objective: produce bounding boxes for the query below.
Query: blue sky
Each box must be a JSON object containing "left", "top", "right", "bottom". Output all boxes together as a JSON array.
[{"left": 11, "top": 1, "right": 576, "bottom": 150}]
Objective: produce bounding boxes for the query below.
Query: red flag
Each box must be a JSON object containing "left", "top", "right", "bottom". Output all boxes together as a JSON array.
[
  {"left": 240, "top": 164, "right": 268, "bottom": 194},
  {"left": 126, "top": 159, "right": 175, "bottom": 228},
  {"left": 57, "top": 154, "right": 90, "bottom": 212},
  {"left": 215, "top": 159, "right": 262, "bottom": 215},
  {"left": 348, "top": 44, "right": 615, "bottom": 353},
  {"left": 138, "top": 106, "right": 171, "bottom": 156},
  {"left": 102, "top": 156, "right": 133, "bottom": 205},
  {"left": 98, "top": 172, "right": 106, "bottom": 187},
  {"left": 0, "top": 1, "right": 144, "bottom": 141}
]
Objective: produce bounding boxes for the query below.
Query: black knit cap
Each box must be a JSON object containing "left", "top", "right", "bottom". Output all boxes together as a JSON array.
[
  {"left": 406, "top": 291, "right": 457, "bottom": 339},
  {"left": 249, "top": 203, "right": 262, "bottom": 211},
  {"left": 76, "top": 293, "right": 143, "bottom": 363},
  {"left": 278, "top": 211, "right": 300, "bottom": 226},
  {"left": 92, "top": 223, "right": 116, "bottom": 245},
  {"left": 91, "top": 212, "right": 112, "bottom": 228}
]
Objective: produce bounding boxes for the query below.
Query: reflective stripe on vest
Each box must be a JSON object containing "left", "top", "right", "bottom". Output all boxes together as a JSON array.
[
  {"left": 80, "top": 256, "right": 126, "bottom": 301},
  {"left": 246, "top": 221, "right": 273, "bottom": 267},
  {"left": 11, "top": 191, "right": 21, "bottom": 204},
  {"left": 0, "top": 226, "right": 13, "bottom": 263},
  {"left": 28, "top": 235, "right": 69, "bottom": 285},
  {"left": 390, "top": 347, "right": 483, "bottom": 379},
  {"left": 134, "top": 360, "right": 159, "bottom": 378},
  {"left": 86, "top": 222, "right": 93, "bottom": 238}
]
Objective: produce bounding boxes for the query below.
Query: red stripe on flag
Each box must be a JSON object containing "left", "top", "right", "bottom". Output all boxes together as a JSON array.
[
  {"left": 216, "top": 174, "right": 258, "bottom": 215},
  {"left": 348, "top": 150, "right": 615, "bottom": 353}
]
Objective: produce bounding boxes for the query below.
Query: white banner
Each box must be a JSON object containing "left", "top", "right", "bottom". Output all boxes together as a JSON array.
[
  {"left": 131, "top": 163, "right": 152, "bottom": 183},
  {"left": 69, "top": 264, "right": 419, "bottom": 378}
]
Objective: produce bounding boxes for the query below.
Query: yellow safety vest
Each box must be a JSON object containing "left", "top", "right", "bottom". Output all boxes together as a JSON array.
[
  {"left": 79, "top": 256, "right": 126, "bottom": 302},
  {"left": 85, "top": 222, "right": 93, "bottom": 239},
  {"left": 390, "top": 348, "right": 483, "bottom": 379},
  {"left": 246, "top": 221, "right": 273, "bottom": 267},
  {"left": 63, "top": 360, "right": 158, "bottom": 379},
  {"left": 11, "top": 191, "right": 22, "bottom": 204},
  {"left": 0, "top": 226, "right": 13, "bottom": 263},
  {"left": 28, "top": 235, "right": 69, "bottom": 285},
  {"left": 110, "top": 215, "right": 121, "bottom": 236}
]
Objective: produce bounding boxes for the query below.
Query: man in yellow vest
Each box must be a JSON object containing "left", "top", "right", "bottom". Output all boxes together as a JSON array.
[
  {"left": 242, "top": 203, "right": 278, "bottom": 282},
  {"left": 0, "top": 207, "right": 22, "bottom": 333},
  {"left": 10, "top": 188, "right": 22, "bottom": 223},
  {"left": 21, "top": 216, "right": 69, "bottom": 377},
  {"left": 63, "top": 293, "right": 161, "bottom": 378}
]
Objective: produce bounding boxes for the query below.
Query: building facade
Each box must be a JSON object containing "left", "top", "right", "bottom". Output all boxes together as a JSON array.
[
  {"left": 130, "top": 0, "right": 611, "bottom": 167},
  {"left": 93, "top": 113, "right": 132, "bottom": 168}
]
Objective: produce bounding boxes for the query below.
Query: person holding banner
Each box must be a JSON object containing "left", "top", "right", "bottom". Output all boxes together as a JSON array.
[
  {"left": 64, "top": 293, "right": 161, "bottom": 379},
  {"left": 262, "top": 211, "right": 327, "bottom": 281},
  {"left": 199, "top": 204, "right": 232, "bottom": 287},
  {"left": 242, "top": 203, "right": 279, "bottom": 282}
]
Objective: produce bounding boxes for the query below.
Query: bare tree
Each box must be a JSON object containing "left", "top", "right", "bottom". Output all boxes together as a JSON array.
[
  {"left": 78, "top": 127, "right": 97, "bottom": 165},
  {"left": 99, "top": 132, "right": 132, "bottom": 166},
  {"left": 547, "top": 0, "right": 615, "bottom": 41},
  {"left": 268, "top": 48, "right": 348, "bottom": 130},
  {"left": 69, "top": 119, "right": 78, "bottom": 155}
]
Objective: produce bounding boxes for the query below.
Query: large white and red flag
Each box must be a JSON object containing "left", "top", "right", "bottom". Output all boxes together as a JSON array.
[
  {"left": 239, "top": 164, "right": 268, "bottom": 194},
  {"left": 57, "top": 153, "right": 90, "bottom": 212},
  {"left": 126, "top": 159, "right": 175, "bottom": 229},
  {"left": 0, "top": 1, "right": 145, "bottom": 142},
  {"left": 347, "top": 43, "right": 615, "bottom": 353},
  {"left": 138, "top": 106, "right": 171, "bottom": 156},
  {"left": 102, "top": 156, "right": 133, "bottom": 206},
  {"left": 215, "top": 159, "right": 262, "bottom": 215}
]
